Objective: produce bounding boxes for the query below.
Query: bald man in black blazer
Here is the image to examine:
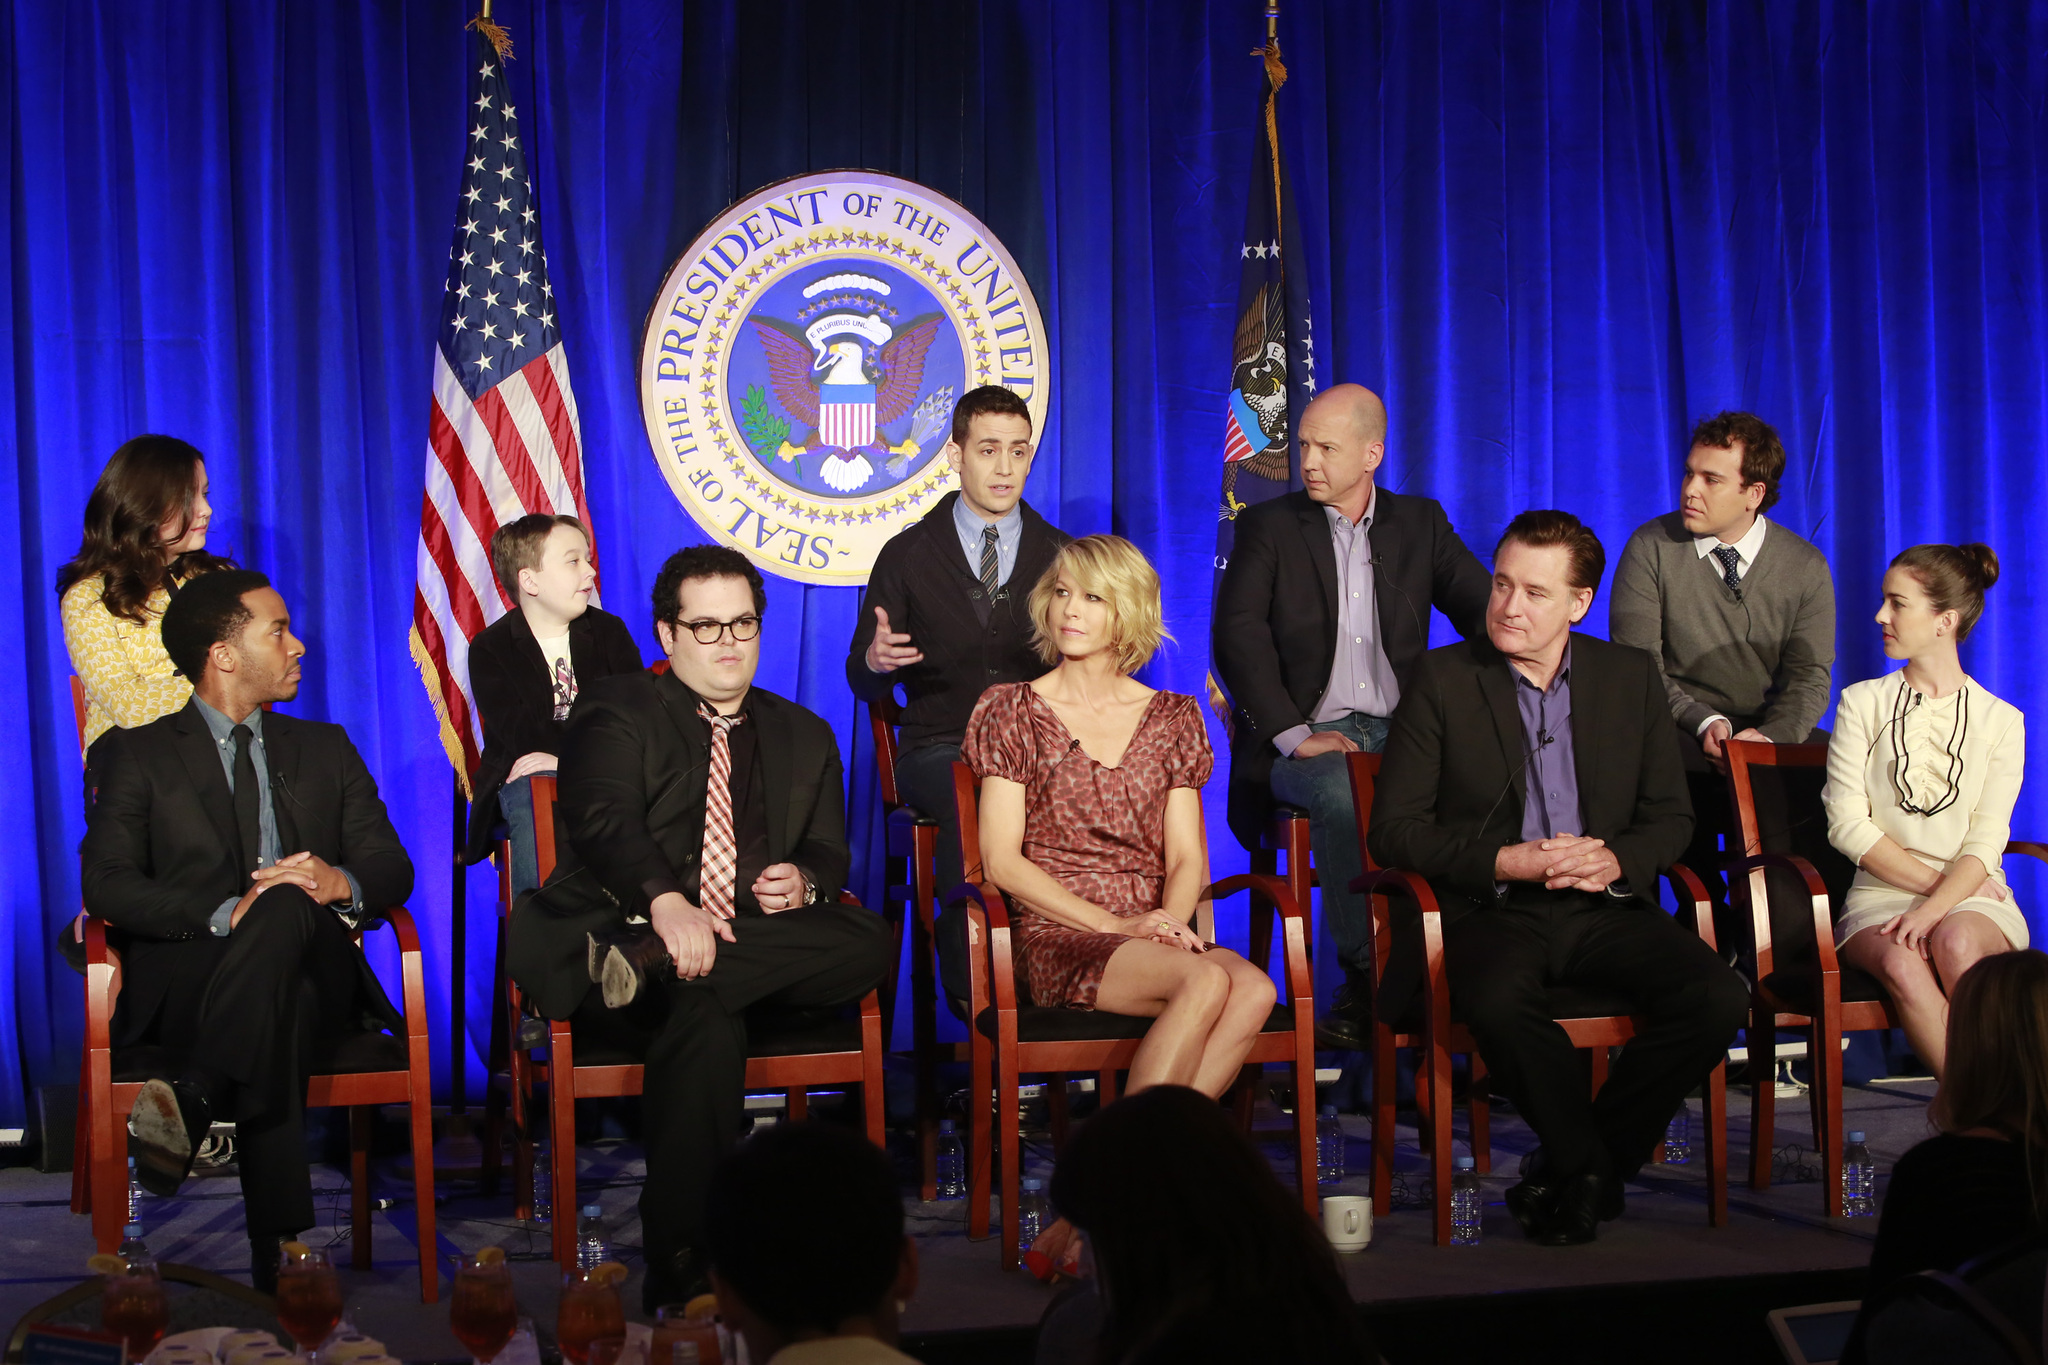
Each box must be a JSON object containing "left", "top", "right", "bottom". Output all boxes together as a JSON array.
[{"left": 1213, "top": 384, "right": 1490, "bottom": 1049}]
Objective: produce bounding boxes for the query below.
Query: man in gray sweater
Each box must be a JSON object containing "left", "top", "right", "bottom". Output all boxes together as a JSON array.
[{"left": 1610, "top": 412, "right": 1836, "bottom": 944}]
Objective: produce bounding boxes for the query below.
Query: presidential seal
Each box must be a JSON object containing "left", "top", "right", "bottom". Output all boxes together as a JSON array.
[{"left": 639, "top": 171, "right": 1049, "bottom": 585}]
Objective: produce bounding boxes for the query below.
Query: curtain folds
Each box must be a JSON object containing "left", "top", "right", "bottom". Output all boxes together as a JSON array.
[{"left": 5, "top": 0, "right": 2043, "bottom": 1127}]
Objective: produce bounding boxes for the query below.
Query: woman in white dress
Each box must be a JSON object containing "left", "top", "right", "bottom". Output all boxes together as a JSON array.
[{"left": 1824, "top": 543, "right": 2026, "bottom": 1078}]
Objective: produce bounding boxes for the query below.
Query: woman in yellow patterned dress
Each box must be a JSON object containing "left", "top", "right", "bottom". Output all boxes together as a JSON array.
[{"left": 59, "top": 435, "right": 233, "bottom": 749}]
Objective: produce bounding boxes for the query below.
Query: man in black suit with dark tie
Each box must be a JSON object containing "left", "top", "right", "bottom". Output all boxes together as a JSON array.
[
  {"left": 1212, "top": 383, "right": 1491, "bottom": 1049},
  {"left": 846, "top": 385, "right": 1069, "bottom": 1010},
  {"left": 83, "top": 570, "right": 415, "bottom": 1290},
  {"left": 511, "top": 545, "right": 892, "bottom": 1311},
  {"left": 1369, "top": 511, "right": 1748, "bottom": 1244}
]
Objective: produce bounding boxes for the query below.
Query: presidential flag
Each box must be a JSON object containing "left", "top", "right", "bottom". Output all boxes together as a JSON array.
[
  {"left": 1209, "top": 37, "right": 1314, "bottom": 728},
  {"left": 411, "top": 21, "right": 595, "bottom": 786}
]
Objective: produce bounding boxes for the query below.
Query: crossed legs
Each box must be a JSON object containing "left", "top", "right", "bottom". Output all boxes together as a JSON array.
[
  {"left": 1841, "top": 909, "right": 2013, "bottom": 1078},
  {"left": 1094, "top": 940, "right": 1276, "bottom": 1096}
]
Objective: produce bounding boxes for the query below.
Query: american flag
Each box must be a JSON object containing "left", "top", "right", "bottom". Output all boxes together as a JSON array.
[{"left": 410, "top": 27, "right": 594, "bottom": 785}]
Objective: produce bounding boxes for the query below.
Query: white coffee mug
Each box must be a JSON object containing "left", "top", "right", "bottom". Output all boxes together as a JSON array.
[{"left": 1321, "top": 1194, "right": 1373, "bottom": 1251}]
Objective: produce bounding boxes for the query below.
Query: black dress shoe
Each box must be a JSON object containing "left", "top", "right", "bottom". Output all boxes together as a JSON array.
[
  {"left": 589, "top": 926, "right": 671, "bottom": 1009},
  {"left": 249, "top": 1235, "right": 287, "bottom": 1296},
  {"left": 1313, "top": 981, "right": 1373, "bottom": 1051},
  {"left": 128, "top": 1078, "right": 212, "bottom": 1198},
  {"left": 1534, "top": 1168, "right": 1612, "bottom": 1246},
  {"left": 1504, "top": 1172, "right": 1567, "bottom": 1237}
]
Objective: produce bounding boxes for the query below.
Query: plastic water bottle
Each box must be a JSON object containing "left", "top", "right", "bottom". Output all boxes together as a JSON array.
[
  {"left": 126, "top": 1157, "right": 143, "bottom": 1222},
  {"left": 531, "top": 1137, "right": 552, "bottom": 1225},
  {"left": 1316, "top": 1106, "right": 1346, "bottom": 1185},
  {"left": 576, "top": 1204, "right": 609, "bottom": 1270},
  {"left": 1017, "top": 1178, "right": 1049, "bottom": 1254},
  {"left": 935, "top": 1120, "right": 965, "bottom": 1200},
  {"left": 117, "top": 1223, "right": 153, "bottom": 1269},
  {"left": 1842, "top": 1131, "right": 1877, "bottom": 1216},
  {"left": 1663, "top": 1106, "right": 1692, "bottom": 1165},
  {"left": 1450, "top": 1156, "right": 1482, "bottom": 1245}
]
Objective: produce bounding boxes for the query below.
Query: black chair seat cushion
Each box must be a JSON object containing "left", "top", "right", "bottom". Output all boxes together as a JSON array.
[
  {"left": 975, "top": 1002, "right": 1295, "bottom": 1043},
  {"left": 559, "top": 1005, "right": 865, "bottom": 1069},
  {"left": 1388, "top": 985, "right": 1638, "bottom": 1035},
  {"left": 110, "top": 1030, "right": 407, "bottom": 1085},
  {"left": 1758, "top": 966, "right": 1890, "bottom": 1015}
]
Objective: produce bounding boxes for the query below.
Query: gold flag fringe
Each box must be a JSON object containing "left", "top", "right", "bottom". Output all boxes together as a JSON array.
[
  {"left": 467, "top": 12, "right": 514, "bottom": 62},
  {"left": 409, "top": 624, "right": 477, "bottom": 798}
]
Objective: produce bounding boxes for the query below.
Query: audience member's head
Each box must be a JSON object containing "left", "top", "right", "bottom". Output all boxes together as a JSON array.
[
  {"left": 1682, "top": 411, "right": 1785, "bottom": 537},
  {"left": 1487, "top": 510, "right": 1601, "bottom": 660},
  {"left": 58, "top": 434, "right": 231, "bottom": 621},
  {"left": 491, "top": 513, "right": 595, "bottom": 625},
  {"left": 1051, "top": 1085, "right": 1375, "bottom": 1364},
  {"left": 705, "top": 1123, "right": 916, "bottom": 1359},
  {"left": 651, "top": 545, "right": 766, "bottom": 707},
  {"left": 161, "top": 569, "right": 302, "bottom": 711},
  {"left": 1028, "top": 535, "right": 1169, "bottom": 676},
  {"left": 947, "top": 385, "right": 1035, "bottom": 520},
  {"left": 1297, "top": 383, "right": 1388, "bottom": 514},
  {"left": 1935, "top": 949, "right": 2048, "bottom": 1221},
  {"left": 1883, "top": 543, "right": 2000, "bottom": 654}
]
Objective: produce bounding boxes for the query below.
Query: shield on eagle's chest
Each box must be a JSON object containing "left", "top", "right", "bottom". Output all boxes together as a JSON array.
[{"left": 818, "top": 382, "right": 878, "bottom": 450}]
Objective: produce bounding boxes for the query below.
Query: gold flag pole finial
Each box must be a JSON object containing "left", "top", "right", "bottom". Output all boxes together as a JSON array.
[{"left": 469, "top": 1, "right": 514, "bottom": 61}]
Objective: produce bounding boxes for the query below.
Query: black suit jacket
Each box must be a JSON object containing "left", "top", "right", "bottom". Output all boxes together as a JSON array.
[
  {"left": 80, "top": 701, "right": 415, "bottom": 1048},
  {"left": 507, "top": 668, "right": 851, "bottom": 1019},
  {"left": 1365, "top": 633, "right": 1694, "bottom": 1024},
  {"left": 1212, "top": 487, "right": 1491, "bottom": 849},
  {"left": 464, "top": 605, "right": 644, "bottom": 863},
  {"left": 846, "top": 491, "right": 1069, "bottom": 754}
]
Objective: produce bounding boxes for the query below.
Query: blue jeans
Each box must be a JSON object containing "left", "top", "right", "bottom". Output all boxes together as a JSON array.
[
  {"left": 1268, "top": 712, "right": 1390, "bottom": 975},
  {"left": 499, "top": 773, "right": 550, "bottom": 898}
]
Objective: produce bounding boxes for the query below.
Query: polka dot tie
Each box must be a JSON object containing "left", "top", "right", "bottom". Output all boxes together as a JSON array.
[{"left": 1712, "top": 544, "right": 1742, "bottom": 591}]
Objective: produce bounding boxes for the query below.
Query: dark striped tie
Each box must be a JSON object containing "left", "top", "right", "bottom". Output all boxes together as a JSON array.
[
  {"left": 1712, "top": 544, "right": 1742, "bottom": 591},
  {"left": 980, "top": 524, "right": 1000, "bottom": 596}
]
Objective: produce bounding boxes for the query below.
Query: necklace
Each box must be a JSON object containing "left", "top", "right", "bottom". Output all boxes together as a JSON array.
[{"left": 1887, "top": 676, "right": 1968, "bottom": 818}]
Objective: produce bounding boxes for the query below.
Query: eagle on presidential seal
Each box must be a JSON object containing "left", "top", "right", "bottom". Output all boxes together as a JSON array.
[
  {"left": 745, "top": 272, "right": 955, "bottom": 493},
  {"left": 1222, "top": 281, "right": 1292, "bottom": 493}
]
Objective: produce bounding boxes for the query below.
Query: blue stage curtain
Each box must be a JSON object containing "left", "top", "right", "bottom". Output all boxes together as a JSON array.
[{"left": 5, "top": 0, "right": 2045, "bottom": 1129}]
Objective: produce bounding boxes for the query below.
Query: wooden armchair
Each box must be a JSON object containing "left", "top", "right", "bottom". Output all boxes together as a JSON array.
[
  {"left": 948, "top": 760, "right": 1319, "bottom": 1269},
  {"left": 864, "top": 696, "right": 956, "bottom": 1200},
  {"left": 514, "top": 775, "right": 888, "bottom": 1271},
  {"left": 72, "top": 909, "right": 439, "bottom": 1300},
  {"left": 1723, "top": 738, "right": 2048, "bottom": 1215},
  {"left": 1354, "top": 837, "right": 1728, "bottom": 1243}
]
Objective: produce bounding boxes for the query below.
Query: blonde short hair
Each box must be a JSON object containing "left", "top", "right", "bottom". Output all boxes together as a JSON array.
[{"left": 1027, "top": 534, "right": 1170, "bottom": 675}]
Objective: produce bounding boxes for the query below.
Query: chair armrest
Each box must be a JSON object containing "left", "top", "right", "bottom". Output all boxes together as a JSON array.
[
  {"left": 1666, "top": 863, "right": 1717, "bottom": 953},
  {"left": 380, "top": 904, "right": 424, "bottom": 955},
  {"left": 950, "top": 880, "right": 1015, "bottom": 1019},
  {"left": 82, "top": 912, "right": 111, "bottom": 968},
  {"left": 1727, "top": 852, "right": 1841, "bottom": 979},
  {"left": 837, "top": 891, "right": 867, "bottom": 909},
  {"left": 373, "top": 906, "right": 432, "bottom": 1049},
  {"left": 1352, "top": 868, "right": 1450, "bottom": 1044},
  {"left": 81, "top": 913, "right": 115, "bottom": 1055},
  {"left": 1206, "top": 873, "right": 1313, "bottom": 1010},
  {"left": 2006, "top": 841, "right": 2048, "bottom": 867}
]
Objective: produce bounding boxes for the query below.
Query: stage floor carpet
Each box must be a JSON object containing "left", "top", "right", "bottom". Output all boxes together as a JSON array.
[{"left": 3, "top": 1071, "right": 1919, "bottom": 1363}]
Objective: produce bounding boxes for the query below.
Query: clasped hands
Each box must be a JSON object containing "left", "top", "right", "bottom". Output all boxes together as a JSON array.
[
  {"left": 1700, "top": 720, "right": 1771, "bottom": 775},
  {"left": 1115, "top": 908, "right": 1206, "bottom": 953},
  {"left": 1495, "top": 833, "right": 1623, "bottom": 893},
  {"left": 228, "top": 852, "right": 353, "bottom": 929},
  {"left": 1878, "top": 875, "right": 2009, "bottom": 957},
  {"left": 649, "top": 863, "right": 811, "bottom": 979}
]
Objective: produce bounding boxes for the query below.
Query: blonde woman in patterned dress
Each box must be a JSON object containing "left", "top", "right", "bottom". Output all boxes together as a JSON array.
[
  {"left": 58, "top": 435, "right": 232, "bottom": 749},
  {"left": 1825, "top": 543, "right": 2026, "bottom": 1079},
  {"left": 964, "top": 535, "right": 1277, "bottom": 1098}
]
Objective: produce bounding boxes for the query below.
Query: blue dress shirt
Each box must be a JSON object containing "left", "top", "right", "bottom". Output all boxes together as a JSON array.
[{"left": 952, "top": 496, "right": 1023, "bottom": 587}]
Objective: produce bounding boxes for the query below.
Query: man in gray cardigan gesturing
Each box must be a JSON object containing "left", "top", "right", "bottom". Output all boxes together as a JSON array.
[{"left": 1610, "top": 412, "right": 1836, "bottom": 944}]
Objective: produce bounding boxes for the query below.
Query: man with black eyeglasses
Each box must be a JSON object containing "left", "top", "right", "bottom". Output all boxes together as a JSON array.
[{"left": 508, "top": 545, "right": 892, "bottom": 1311}]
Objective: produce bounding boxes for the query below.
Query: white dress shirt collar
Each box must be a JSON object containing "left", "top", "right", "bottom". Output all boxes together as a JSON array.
[{"left": 1693, "top": 513, "right": 1769, "bottom": 579}]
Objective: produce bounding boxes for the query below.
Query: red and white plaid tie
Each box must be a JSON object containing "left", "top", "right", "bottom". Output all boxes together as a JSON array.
[{"left": 698, "top": 703, "right": 746, "bottom": 919}]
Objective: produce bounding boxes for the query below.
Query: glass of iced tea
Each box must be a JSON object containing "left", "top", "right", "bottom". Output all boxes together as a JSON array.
[
  {"left": 275, "top": 1244, "right": 345, "bottom": 1361},
  {"left": 652, "top": 1302, "right": 721, "bottom": 1365},
  {"left": 100, "top": 1266, "right": 169, "bottom": 1359},
  {"left": 449, "top": 1250, "right": 519, "bottom": 1364},
  {"left": 555, "top": 1266, "right": 626, "bottom": 1365}
]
